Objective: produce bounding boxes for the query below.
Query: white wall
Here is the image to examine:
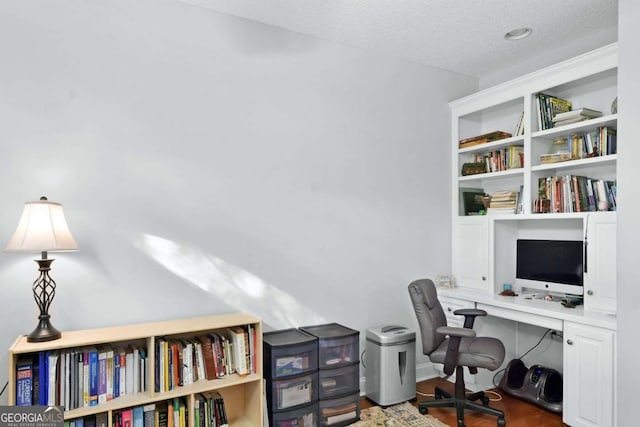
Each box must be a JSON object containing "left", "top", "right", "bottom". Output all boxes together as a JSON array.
[
  {"left": 615, "top": 0, "right": 640, "bottom": 424},
  {"left": 0, "top": 0, "right": 477, "bottom": 400}
]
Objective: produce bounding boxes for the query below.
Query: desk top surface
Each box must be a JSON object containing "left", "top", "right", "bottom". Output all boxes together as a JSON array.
[{"left": 436, "top": 287, "right": 617, "bottom": 331}]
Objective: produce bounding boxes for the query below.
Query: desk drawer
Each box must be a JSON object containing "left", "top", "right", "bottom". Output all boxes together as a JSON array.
[
  {"left": 438, "top": 297, "right": 475, "bottom": 326},
  {"left": 476, "top": 303, "right": 563, "bottom": 331}
]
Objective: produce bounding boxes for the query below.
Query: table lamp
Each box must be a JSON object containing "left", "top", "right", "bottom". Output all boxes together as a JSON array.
[{"left": 4, "top": 196, "right": 78, "bottom": 342}]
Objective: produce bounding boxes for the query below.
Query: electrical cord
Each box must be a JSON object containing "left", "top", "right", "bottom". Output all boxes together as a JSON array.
[
  {"left": 492, "top": 328, "right": 554, "bottom": 388},
  {"left": 0, "top": 380, "right": 8, "bottom": 397}
]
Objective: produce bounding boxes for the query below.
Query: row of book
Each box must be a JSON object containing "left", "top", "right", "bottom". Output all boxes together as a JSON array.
[
  {"left": 16, "top": 346, "right": 148, "bottom": 409},
  {"left": 540, "top": 127, "right": 617, "bottom": 164},
  {"left": 155, "top": 325, "right": 257, "bottom": 393},
  {"left": 534, "top": 175, "right": 616, "bottom": 214},
  {"left": 63, "top": 394, "right": 228, "bottom": 427},
  {"left": 470, "top": 145, "right": 524, "bottom": 174},
  {"left": 536, "top": 92, "right": 572, "bottom": 131}
]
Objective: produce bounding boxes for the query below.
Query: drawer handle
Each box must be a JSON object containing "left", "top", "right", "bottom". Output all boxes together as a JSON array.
[
  {"left": 447, "top": 307, "right": 452, "bottom": 312},
  {"left": 587, "top": 290, "right": 594, "bottom": 296},
  {"left": 481, "top": 276, "right": 486, "bottom": 281},
  {"left": 567, "top": 339, "right": 573, "bottom": 345}
]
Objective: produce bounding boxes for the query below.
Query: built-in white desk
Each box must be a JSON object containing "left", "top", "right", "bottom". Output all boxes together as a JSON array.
[
  {"left": 435, "top": 287, "right": 617, "bottom": 427},
  {"left": 436, "top": 287, "right": 617, "bottom": 331}
]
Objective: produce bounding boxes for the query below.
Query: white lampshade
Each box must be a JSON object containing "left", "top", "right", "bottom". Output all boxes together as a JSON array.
[{"left": 4, "top": 197, "right": 78, "bottom": 253}]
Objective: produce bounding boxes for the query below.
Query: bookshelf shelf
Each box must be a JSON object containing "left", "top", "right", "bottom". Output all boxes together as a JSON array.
[
  {"left": 531, "top": 114, "right": 617, "bottom": 139},
  {"left": 7, "top": 313, "right": 263, "bottom": 427},
  {"left": 458, "top": 135, "right": 525, "bottom": 154},
  {"left": 458, "top": 168, "right": 524, "bottom": 182},
  {"left": 531, "top": 154, "right": 617, "bottom": 173}
]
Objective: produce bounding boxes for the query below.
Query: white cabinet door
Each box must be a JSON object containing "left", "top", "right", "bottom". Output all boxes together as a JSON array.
[
  {"left": 452, "top": 216, "right": 489, "bottom": 291},
  {"left": 563, "top": 322, "right": 615, "bottom": 427},
  {"left": 584, "top": 212, "right": 617, "bottom": 312}
]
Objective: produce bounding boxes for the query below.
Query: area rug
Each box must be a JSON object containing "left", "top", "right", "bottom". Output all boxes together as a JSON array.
[{"left": 349, "top": 401, "right": 449, "bottom": 427}]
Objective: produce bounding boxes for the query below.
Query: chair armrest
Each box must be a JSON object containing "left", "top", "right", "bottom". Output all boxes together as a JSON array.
[
  {"left": 437, "top": 325, "right": 476, "bottom": 376},
  {"left": 436, "top": 326, "right": 476, "bottom": 338},
  {"left": 453, "top": 308, "right": 487, "bottom": 317},
  {"left": 453, "top": 308, "right": 487, "bottom": 329}
]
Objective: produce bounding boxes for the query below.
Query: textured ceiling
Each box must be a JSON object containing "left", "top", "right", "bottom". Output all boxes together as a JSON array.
[{"left": 177, "top": 0, "right": 618, "bottom": 78}]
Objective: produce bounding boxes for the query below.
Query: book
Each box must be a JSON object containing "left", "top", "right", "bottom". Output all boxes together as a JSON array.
[
  {"left": 106, "top": 348, "right": 114, "bottom": 401},
  {"left": 47, "top": 350, "right": 59, "bottom": 406},
  {"left": 142, "top": 404, "right": 156, "bottom": 427},
  {"left": 211, "top": 391, "right": 228, "bottom": 427},
  {"left": 513, "top": 111, "right": 524, "bottom": 136},
  {"left": 96, "top": 412, "right": 108, "bottom": 427},
  {"left": 98, "top": 349, "right": 108, "bottom": 404},
  {"left": 553, "top": 108, "right": 603, "bottom": 121},
  {"left": 121, "top": 409, "right": 133, "bottom": 427},
  {"left": 133, "top": 406, "right": 144, "bottom": 427},
  {"left": 87, "top": 347, "right": 99, "bottom": 406},
  {"left": 540, "top": 153, "right": 571, "bottom": 164},
  {"left": 16, "top": 356, "right": 33, "bottom": 406},
  {"left": 459, "top": 131, "right": 512, "bottom": 149},
  {"left": 459, "top": 187, "right": 486, "bottom": 216},
  {"left": 197, "top": 335, "right": 218, "bottom": 380},
  {"left": 225, "top": 327, "right": 249, "bottom": 375}
]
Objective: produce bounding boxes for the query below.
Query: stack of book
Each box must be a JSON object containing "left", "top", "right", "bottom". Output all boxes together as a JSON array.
[
  {"left": 487, "top": 190, "right": 520, "bottom": 215},
  {"left": 552, "top": 108, "right": 602, "bottom": 126},
  {"left": 487, "top": 190, "right": 519, "bottom": 215}
]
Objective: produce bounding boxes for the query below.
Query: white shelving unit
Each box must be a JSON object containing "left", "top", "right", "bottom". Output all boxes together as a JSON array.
[{"left": 447, "top": 44, "right": 618, "bottom": 427}]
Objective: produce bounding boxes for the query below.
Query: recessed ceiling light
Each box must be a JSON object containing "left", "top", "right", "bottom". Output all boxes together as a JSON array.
[{"left": 504, "top": 27, "right": 532, "bottom": 41}]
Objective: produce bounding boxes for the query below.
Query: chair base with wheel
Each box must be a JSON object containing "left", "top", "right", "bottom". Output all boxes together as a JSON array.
[{"left": 418, "top": 366, "right": 505, "bottom": 427}]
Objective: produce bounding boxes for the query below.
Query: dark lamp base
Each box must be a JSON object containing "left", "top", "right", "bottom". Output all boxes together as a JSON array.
[{"left": 27, "top": 315, "right": 62, "bottom": 342}]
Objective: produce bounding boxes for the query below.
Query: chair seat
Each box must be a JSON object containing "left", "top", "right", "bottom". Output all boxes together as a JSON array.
[{"left": 430, "top": 336, "right": 505, "bottom": 371}]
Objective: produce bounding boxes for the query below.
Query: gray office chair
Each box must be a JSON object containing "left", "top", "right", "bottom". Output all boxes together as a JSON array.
[{"left": 408, "top": 278, "right": 506, "bottom": 427}]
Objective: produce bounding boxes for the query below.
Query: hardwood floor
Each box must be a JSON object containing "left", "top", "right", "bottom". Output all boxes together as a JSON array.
[{"left": 360, "top": 377, "right": 567, "bottom": 427}]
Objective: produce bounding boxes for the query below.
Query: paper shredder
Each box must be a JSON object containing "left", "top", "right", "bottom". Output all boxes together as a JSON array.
[{"left": 365, "top": 325, "right": 416, "bottom": 406}]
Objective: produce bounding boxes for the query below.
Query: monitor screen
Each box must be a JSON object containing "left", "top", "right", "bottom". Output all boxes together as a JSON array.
[{"left": 516, "top": 239, "right": 583, "bottom": 293}]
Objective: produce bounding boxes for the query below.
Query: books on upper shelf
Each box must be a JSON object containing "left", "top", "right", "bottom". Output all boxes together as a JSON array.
[
  {"left": 469, "top": 145, "right": 524, "bottom": 174},
  {"left": 458, "top": 131, "right": 512, "bottom": 149},
  {"left": 552, "top": 108, "right": 603, "bottom": 126},
  {"left": 540, "top": 127, "right": 617, "bottom": 163},
  {"left": 536, "top": 93, "right": 572, "bottom": 130}
]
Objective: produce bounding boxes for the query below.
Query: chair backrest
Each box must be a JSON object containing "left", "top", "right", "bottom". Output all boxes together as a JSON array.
[{"left": 408, "top": 278, "right": 448, "bottom": 356}]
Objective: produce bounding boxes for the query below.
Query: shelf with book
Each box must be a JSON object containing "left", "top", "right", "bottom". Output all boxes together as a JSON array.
[{"left": 8, "top": 313, "right": 263, "bottom": 427}]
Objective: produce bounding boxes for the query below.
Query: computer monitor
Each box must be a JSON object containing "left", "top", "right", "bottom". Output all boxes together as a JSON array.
[{"left": 515, "top": 239, "right": 584, "bottom": 296}]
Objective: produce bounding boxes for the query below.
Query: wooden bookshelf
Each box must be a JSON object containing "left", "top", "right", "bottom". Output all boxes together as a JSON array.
[{"left": 8, "top": 313, "right": 263, "bottom": 427}]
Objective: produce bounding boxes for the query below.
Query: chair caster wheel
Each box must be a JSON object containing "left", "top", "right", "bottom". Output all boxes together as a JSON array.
[
  {"left": 434, "top": 391, "right": 443, "bottom": 400},
  {"left": 481, "top": 396, "right": 490, "bottom": 405},
  {"left": 497, "top": 416, "right": 506, "bottom": 426},
  {"left": 419, "top": 406, "right": 428, "bottom": 415}
]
